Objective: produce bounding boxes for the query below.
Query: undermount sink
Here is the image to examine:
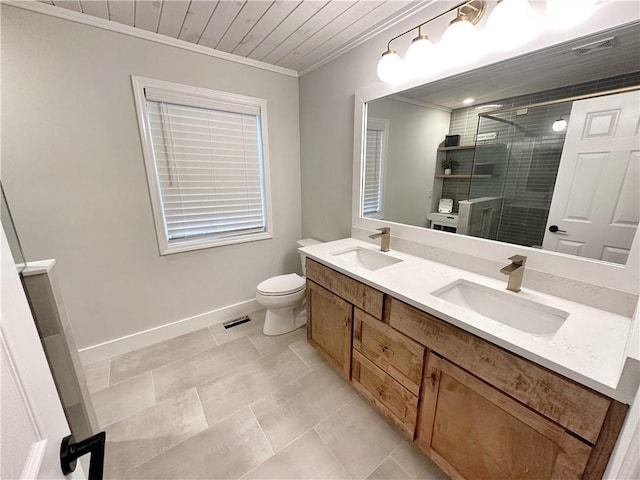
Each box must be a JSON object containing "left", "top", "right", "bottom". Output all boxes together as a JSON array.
[
  {"left": 432, "top": 279, "right": 568, "bottom": 338},
  {"left": 331, "top": 246, "right": 403, "bottom": 271}
]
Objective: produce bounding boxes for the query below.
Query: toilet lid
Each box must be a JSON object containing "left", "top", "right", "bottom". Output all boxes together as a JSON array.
[{"left": 257, "top": 273, "right": 305, "bottom": 296}]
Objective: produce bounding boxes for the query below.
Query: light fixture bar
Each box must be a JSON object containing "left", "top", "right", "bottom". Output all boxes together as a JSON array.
[
  {"left": 458, "top": 0, "right": 486, "bottom": 22},
  {"left": 376, "top": 0, "right": 605, "bottom": 84},
  {"left": 384, "top": 0, "right": 479, "bottom": 51}
]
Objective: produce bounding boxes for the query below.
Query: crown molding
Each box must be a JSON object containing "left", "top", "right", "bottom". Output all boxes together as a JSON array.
[{"left": 4, "top": 0, "right": 299, "bottom": 79}]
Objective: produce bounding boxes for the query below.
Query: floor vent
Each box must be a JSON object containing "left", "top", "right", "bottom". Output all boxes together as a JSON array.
[
  {"left": 223, "top": 315, "right": 251, "bottom": 329},
  {"left": 572, "top": 36, "right": 617, "bottom": 56}
]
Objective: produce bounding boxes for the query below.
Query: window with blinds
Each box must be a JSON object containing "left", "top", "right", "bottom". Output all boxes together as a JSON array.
[
  {"left": 363, "top": 118, "right": 388, "bottom": 218},
  {"left": 132, "top": 77, "right": 272, "bottom": 254}
]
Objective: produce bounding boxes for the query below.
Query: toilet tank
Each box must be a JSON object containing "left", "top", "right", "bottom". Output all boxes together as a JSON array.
[{"left": 296, "top": 238, "right": 322, "bottom": 276}]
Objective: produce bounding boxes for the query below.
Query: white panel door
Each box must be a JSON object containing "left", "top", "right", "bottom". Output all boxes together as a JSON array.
[
  {"left": 0, "top": 227, "right": 85, "bottom": 479},
  {"left": 543, "top": 90, "right": 640, "bottom": 264}
]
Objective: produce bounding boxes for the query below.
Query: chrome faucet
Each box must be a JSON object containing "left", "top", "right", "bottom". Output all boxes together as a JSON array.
[
  {"left": 369, "top": 227, "right": 391, "bottom": 252},
  {"left": 500, "top": 255, "right": 527, "bottom": 292}
]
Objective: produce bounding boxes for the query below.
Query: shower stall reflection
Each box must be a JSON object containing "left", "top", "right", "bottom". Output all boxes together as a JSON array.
[{"left": 465, "top": 101, "right": 571, "bottom": 247}]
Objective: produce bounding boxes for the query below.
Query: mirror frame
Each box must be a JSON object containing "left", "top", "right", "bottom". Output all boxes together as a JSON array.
[{"left": 352, "top": 7, "right": 639, "bottom": 294}]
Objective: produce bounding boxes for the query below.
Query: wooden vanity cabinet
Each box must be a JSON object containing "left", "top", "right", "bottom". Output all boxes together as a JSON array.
[
  {"left": 304, "top": 260, "right": 628, "bottom": 479},
  {"left": 389, "top": 296, "right": 628, "bottom": 480},
  {"left": 305, "top": 259, "right": 384, "bottom": 380},
  {"left": 417, "top": 352, "right": 592, "bottom": 480}
]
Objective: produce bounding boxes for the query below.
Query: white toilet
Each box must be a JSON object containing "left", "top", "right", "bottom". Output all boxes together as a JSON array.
[{"left": 256, "top": 238, "right": 322, "bottom": 336}]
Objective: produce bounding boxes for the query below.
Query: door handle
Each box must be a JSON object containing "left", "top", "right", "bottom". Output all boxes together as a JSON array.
[
  {"left": 60, "top": 431, "right": 106, "bottom": 480},
  {"left": 548, "top": 225, "right": 567, "bottom": 233}
]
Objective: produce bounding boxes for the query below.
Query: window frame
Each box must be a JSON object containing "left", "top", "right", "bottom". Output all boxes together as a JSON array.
[{"left": 131, "top": 76, "right": 273, "bottom": 255}]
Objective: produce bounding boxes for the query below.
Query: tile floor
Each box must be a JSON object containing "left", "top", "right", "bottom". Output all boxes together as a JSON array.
[{"left": 84, "top": 311, "right": 448, "bottom": 479}]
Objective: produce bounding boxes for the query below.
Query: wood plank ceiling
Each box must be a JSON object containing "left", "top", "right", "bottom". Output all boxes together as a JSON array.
[{"left": 37, "top": 0, "right": 431, "bottom": 74}]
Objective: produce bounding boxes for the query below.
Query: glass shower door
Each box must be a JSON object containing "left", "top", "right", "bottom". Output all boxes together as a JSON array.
[
  {"left": 458, "top": 113, "right": 513, "bottom": 240},
  {"left": 466, "top": 101, "right": 570, "bottom": 247}
]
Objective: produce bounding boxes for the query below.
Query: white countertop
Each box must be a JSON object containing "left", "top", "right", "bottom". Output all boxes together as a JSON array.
[{"left": 300, "top": 238, "right": 638, "bottom": 403}]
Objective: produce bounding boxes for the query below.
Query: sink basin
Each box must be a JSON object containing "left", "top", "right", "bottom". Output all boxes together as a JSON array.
[
  {"left": 432, "top": 280, "right": 568, "bottom": 338},
  {"left": 331, "top": 247, "right": 403, "bottom": 271}
]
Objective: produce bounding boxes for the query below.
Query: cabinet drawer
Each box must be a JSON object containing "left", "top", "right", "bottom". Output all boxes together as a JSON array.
[
  {"left": 352, "top": 350, "right": 418, "bottom": 438},
  {"left": 306, "top": 259, "right": 383, "bottom": 319},
  {"left": 388, "top": 297, "right": 610, "bottom": 444},
  {"left": 353, "top": 308, "right": 425, "bottom": 396}
]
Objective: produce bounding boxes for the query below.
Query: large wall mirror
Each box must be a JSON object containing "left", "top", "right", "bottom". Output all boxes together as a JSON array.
[{"left": 360, "top": 22, "right": 639, "bottom": 267}]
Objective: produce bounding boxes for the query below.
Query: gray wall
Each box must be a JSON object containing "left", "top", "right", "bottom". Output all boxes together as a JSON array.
[
  {"left": 298, "top": 6, "right": 473, "bottom": 241},
  {"left": 367, "top": 98, "right": 450, "bottom": 228},
  {"left": 298, "top": 6, "right": 468, "bottom": 242},
  {"left": 299, "top": 47, "right": 376, "bottom": 242},
  {"left": 1, "top": 6, "right": 302, "bottom": 349}
]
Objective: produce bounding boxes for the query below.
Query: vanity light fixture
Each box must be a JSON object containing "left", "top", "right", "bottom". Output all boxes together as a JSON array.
[
  {"left": 405, "top": 27, "right": 436, "bottom": 78},
  {"left": 552, "top": 116, "right": 568, "bottom": 132},
  {"left": 441, "top": 3, "right": 485, "bottom": 64},
  {"left": 376, "top": 0, "right": 485, "bottom": 83},
  {"left": 486, "top": 0, "right": 541, "bottom": 50},
  {"left": 375, "top": 0, "right": 602, "bottom": 84},
  {"left": 376, "top": 48, "right": 404, "bottom": 84}
]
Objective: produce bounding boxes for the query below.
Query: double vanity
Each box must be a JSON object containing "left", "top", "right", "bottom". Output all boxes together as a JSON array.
[{"left": 300, "top": 238, "right": 636, "bottom": 480}]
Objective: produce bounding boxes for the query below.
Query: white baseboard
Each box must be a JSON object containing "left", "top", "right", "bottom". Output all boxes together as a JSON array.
[{"left": 79, "top": 299, "right": 261, "bottom": 365}]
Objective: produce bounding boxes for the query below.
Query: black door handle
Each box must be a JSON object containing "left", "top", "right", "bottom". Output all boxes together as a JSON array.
[
  {"left": 548, "top": 225, "right": 567, "bottom": 233},
  {"left": 60, "top": 431, "right": 106, "bottom": 480}
]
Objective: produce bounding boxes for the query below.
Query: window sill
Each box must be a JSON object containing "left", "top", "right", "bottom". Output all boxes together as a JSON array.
[{"left": 159, "top": 232, "right": 273, "bottom": 255}]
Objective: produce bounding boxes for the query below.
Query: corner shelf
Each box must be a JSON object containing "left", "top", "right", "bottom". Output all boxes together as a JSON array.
[{"left": 434, "top": 174, "right": 492, "bottom": 179}]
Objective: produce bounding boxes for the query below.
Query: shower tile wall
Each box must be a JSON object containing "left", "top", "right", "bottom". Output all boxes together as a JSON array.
[{"left": 446, "top": 72, "right": 640, "bottom": 247}]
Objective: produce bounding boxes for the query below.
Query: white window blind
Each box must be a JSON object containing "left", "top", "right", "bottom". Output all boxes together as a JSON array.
[
  {"left": 363, "top": 119, "right": 387, "bottom": 217},
  {"left": 132, "top": 77, "right": 272, "bottom": 254}
]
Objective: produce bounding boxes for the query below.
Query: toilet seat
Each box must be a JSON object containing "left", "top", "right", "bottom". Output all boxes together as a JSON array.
[{"left": 257, "top": 273, "right": 305, "bottom": 296}]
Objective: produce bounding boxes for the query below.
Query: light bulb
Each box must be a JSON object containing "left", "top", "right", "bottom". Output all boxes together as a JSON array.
[
  {"left": 405, "top": 35, "right": 436, "bottom": 78},
  {"left": 376, "top": 49, "right": 404, "bottom": 84},
  {"left": 552, "top": 118, "right": 568, "bottom": 132},
  {"left": 441, "top": 16, "right": 481, "bottom": 65},
  {"left": 486, "top": 0, "right": 541, "bottom": 50},
  {"left": 547, "top": 0, "right": 597, "bottom": 29}
]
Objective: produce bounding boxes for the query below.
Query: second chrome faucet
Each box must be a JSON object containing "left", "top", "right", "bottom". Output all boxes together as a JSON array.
[{"left": 369, "top": 227, "right": 391, "bottom": 252}]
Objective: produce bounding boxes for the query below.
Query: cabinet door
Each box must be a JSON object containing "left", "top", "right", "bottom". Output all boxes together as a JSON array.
[
  {"left": 416, "top": 353, "right": 592, "bottom": 480},
  {"left": 306, "top": 280, "right": 353, "bottom": 379}
]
